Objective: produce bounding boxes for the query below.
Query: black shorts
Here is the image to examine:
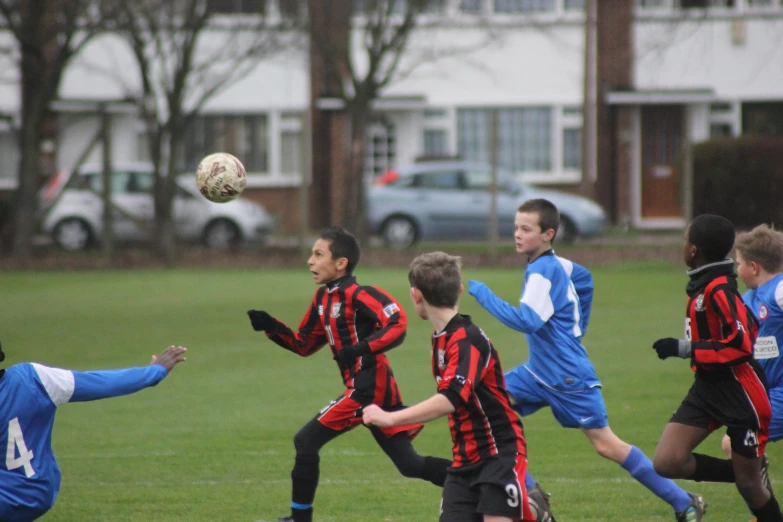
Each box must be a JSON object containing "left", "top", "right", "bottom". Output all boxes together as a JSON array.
[
  {"left": 670, "top": 362, "right": 771, "bottom": 458},
  {"left": 440, "top": 453, "right": 534, "bottom": 522}
]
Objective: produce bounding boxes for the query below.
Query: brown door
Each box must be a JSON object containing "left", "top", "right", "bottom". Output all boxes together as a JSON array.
[{"left": 641, "top": 105, "right": 684, "bottom": 218}]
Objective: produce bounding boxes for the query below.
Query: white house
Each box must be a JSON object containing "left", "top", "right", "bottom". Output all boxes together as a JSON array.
[{"left": 1, "top": 0, "right": 781, "bottom": 232}]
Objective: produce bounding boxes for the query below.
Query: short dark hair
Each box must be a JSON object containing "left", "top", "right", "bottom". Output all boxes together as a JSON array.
[
  {"left": 320, "top": 227, "right": 361, "bottom": 274},
  {"left": 408, "top": 252, "right": 462, "bottom": 308},
  {"left": 687, "top": 214, "right": 735, "bottom": 263},
  {"left": 517, "top": 199, "right": 560, "bottom": 240}
]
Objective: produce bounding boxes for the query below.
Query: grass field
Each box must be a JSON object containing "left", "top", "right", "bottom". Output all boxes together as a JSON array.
[{"left": 0, "top": 263, "right": 775, "bottom": 521}]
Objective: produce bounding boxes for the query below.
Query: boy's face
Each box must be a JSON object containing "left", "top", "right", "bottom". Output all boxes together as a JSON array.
[
  {"left": 514, "top": 211, "right": 553, "bottom": 257},
  {"left": 735, "top": 250, "right": 759, "bottom": 289},
  {"left": 682, "top": 226, "right": 697, "bottom": 269},
  {"left": 308, "top": 239, "right": 347, "bottom": 285}
]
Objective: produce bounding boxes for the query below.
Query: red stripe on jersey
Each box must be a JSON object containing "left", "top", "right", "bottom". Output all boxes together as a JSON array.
[
  {"left": 689, "top": 277, "right": 758, "bottom": 369},
  {"left": 732, "top": 363, "right": 772, "bottom": 456}
]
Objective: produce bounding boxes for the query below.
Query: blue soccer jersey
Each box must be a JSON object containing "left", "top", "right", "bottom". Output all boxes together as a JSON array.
[
  {"left": 0, "top": 362, "right": 169, "bottom": 521},
  {"left": 470, "top": 251, "right": 601, "bottom": 392},
  {"left": 744, "top": 274, "right": 783, "bottom": 390}
]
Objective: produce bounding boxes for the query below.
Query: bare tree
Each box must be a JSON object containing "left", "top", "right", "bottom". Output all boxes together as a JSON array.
[
  {"left": 113, "top": 0, "right": 301, "bottom": 262},
  {"left": 0, "top": 0, "right": 112, "bottom": 259},
  {"left": 308, "top": 0, "right": 496, "bottom": 240}
]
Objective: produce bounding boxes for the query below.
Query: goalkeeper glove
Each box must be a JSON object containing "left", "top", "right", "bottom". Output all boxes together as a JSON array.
[
  {"left": 333, "top": 342, "right": 370, "bottom": 367},
  {"left": 653, "top": 338, "right": 691, "bottom": 360}
]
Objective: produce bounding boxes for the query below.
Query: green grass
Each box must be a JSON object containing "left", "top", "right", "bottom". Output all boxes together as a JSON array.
[{"left": 0, "top": 263, "right": 774, "bottom": 521}]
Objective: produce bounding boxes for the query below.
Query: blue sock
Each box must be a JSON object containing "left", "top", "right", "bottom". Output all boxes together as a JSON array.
[
  {"left": 525, "top": 471, "right": 537, "bottom": 490},
  {"left": 621, "top": 446, "right": 692, "bottom": 513}
]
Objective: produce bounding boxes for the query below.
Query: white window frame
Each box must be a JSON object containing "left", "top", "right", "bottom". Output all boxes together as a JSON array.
[{"left": 708, "top": 101, "right": 741, "bottom": 137}]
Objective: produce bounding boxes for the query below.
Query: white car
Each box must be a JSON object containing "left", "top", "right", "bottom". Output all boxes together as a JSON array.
[{"left": 38, "top": 163, "right": 274, "bottom": 251}]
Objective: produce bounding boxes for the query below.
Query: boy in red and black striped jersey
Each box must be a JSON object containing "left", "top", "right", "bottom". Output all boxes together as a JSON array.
[
  {"left": 652, "top": 214, "right": 783, "bottom": 522},
  {"left": 364, "top": 252, "right": 541, "bottom": 522},
  {"left": 247, "top": 228, "right": 450, "bottom": 522}
]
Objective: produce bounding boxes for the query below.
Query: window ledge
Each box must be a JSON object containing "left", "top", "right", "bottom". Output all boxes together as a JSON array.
[
  {"left": 246, "top": 174, "right": 303, "bottom": 189},
  {"left": 516, "top": 171, "right": 582, "bottom": 185}
]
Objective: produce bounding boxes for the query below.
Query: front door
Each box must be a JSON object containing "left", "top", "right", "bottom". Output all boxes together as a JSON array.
[{"left": 641, "top": 105, "right": 684, "bottom": 218}]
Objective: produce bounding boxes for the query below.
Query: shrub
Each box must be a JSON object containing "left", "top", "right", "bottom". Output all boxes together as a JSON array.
[{"left": 692, "top": 136, "right": 783, "bottom": 229}]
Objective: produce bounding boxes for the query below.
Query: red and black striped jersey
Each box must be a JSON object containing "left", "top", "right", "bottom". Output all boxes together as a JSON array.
[
  {"left": 686, "top": 271, "right": 758, "bottom": 372},
  {"left": 432, "top": 314, "right": 526, "bottom": 468},
  {"left": 265, "top": 275, "right": 408, "bottom": 406}
]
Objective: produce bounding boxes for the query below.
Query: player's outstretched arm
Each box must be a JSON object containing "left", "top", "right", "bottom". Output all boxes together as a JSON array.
[
  {"left": 363, "top": 394, "right": 455, "bottom": 428},
  {"left": 30, "top": 346, "right": 187, "bottom": 406},
  {"left": 468, "top": 280, "right": 545, "bottom": 334}
]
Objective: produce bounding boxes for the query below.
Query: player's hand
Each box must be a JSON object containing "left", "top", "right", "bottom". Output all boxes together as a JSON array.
[
  {"left": 363, "top": 404, "right": 393, "bottom": 428},
  {"left": 653, "top": 338, "right": 680, "bottom": 360},
  {"left": 151, "top": 345, "right": 187, "bottom": 371},
  {"left": 333, "top": 342, "right": 369, "bottom": 367},
  {"left": 247, "top": 310, "right": 276, "bottom": 332}
]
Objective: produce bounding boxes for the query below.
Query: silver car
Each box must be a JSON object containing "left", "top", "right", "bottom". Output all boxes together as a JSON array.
[
  {"left": 367, "top": 162, "right": 608, "bottom": 248},
  {"left": 38, "top": 163, "right": 274, "bottom": 251}
]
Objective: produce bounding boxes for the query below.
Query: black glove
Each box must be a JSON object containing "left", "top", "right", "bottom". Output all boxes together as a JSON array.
[
  {"left": 653, "top": 337, "right": 688, "bottom": 360},
  {"left": 333, "top": 342, "right": 370, "bottom": 367},
  {"left": 247, "top": 310, "right": 276, "bottom": 333}
]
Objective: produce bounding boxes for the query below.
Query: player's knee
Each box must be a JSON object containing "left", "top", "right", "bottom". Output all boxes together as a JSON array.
[
  {"left": 652, "top": 453, "right": 680, "bottom": 478},
  {"left": 293, "top": 429, "right": 320, "bottom": 455}
]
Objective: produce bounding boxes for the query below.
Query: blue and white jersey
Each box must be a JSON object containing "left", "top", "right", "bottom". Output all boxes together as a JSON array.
[
  {"left": 744, "top": 274, "right": 783, "bottom": 390},
  {"left": 0, "top": 362, "right": 168, "bottom": 521},
  {"left": 469, "top": 251, "right": 601, "bottom": 392}
]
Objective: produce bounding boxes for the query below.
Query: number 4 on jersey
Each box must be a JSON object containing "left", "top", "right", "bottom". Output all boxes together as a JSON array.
[{"left": 6, "top": 417, "right": 35, "bottom": 477}]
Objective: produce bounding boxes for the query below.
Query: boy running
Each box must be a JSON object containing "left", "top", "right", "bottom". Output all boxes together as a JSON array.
[
  {"left": 364, "top": 251, "right": 540, "bottom": 522},
  {"left": 247, "top": 227, "right": 450, "bottom": 522},
  {"left": 469, "top": 198, "right": 705, "bottom": 522}
]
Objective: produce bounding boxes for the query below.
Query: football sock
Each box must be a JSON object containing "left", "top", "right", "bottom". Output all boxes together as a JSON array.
[
  {"left": 290, "top": 504, "right": 313, "bottom": 522},
  {"left": 750, "top": 494, "right": 783, "bottom": 522},
  {"left": 525, "top": 471, "right": 537, "bottom": 490},
  {"left": 422, "top": 456, "right": 450, "bottom": 487},
  {"left": 621, "top": 445, "right": 692, "bottom": 513},
  {"left": 291, "top": 454, "right": 320, "bottom": 510},
  {"left": 690, "top": 453, "right": 735, "bottom": 483}
]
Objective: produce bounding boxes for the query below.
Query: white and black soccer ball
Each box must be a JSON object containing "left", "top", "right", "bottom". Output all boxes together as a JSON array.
[{"left": 195, "top": 152, "right": 247, "bottom": 203}]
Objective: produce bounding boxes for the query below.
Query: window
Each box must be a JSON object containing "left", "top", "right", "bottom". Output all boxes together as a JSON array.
[
  {"left": 182, "top": 114, "right": 268, "bottom": 173},
  {"left": 561, "top": 105, "right": 581, "bottom": 170},
  {"left": 564, "top": 0, "right": 584, "bottom": 9},
  {"left": 463, "top": 169, "right": 511, "bottom": 191},
  {"left": 457, "top": 107, "right": 552, "bottom": 173},
  {"left": 459, "top": 0, "right": 484, "bottom": 13},
  {"left": 710, "top": 123, "right": 733, "bottom": 138},
  {"left": 280, "top": 112, "right": 303, "bottom": 176},
  {"left": 413, "top": 171, "right": 461, "bottom": 189},
  {"left": 742, "top": 102, "right": 783, "bottom": 136},
  {"left": 636, "top": 0, "right": 668, "bottom": 7},
  {"left": 0, "top": 129, "right": 18, "bottom": 181},
  {"left": 365, "top": 119, "right": 396, "bottom": 179},
  {"left": 494, "top": 0, "right": 555, "bottom": 13},
  {"left": 677, "top": 0, "right": 735, "bottom": 7},
  {"left": 206, "top": 0, "right": 267, "bottom": 14},
  {"left": 423, "top": 129, "right": 448, "bottom": 156}
]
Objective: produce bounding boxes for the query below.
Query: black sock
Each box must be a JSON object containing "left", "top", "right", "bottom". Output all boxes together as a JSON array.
[
  {"left": 751, "top": 495, "right": 783, "bottom": 522},
  {"left": 291, "top": 454, "right": 319, "bottom": 519},
  {"left": 422, "top": 456, "right": 451, "bottom": 487},
  {"left": 690, "top": 453, "right": 735, "bottom": 483}
]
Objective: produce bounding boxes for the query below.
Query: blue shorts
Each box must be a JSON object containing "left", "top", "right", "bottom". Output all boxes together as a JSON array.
[
  {"left": 504, "top": 366, "right": 608, "bottom": 430},
  {"left": 770, "top": 387, "right": 783, "bottom": 443}
]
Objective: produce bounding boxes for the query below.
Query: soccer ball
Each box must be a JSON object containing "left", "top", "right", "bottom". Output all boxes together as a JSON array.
[{"left": 195, "top": 152, "right": 247, "bottom": 203}]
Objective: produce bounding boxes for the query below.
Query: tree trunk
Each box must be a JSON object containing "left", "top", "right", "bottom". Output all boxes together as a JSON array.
[
  {"left": 344, "top": 108, "right": 368, "bottom": 242},
  {"left": 153, "top": 128, "right": 177, "bottom": 265},
  {"left": 11, "top": 123, "right": 42, "bottom": 260}
]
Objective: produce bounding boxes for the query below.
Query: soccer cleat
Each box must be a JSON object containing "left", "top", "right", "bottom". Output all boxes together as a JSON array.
[
  {"left": 528, "top": 483, "right": 556, "bottom": 522},
  {"left": 675, "top": 493, "right": 707, "bottom": 522}
]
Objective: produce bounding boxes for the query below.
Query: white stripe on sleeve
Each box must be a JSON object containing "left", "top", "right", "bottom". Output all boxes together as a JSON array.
[
  {"left": 521, "top": 273, "right": 554, "bottom": 322},
  {"left": 775, "top": 281, "right": 783, "bottom": 311},
  {"left": 557, "top": 256, "right": 574, "bottom": 277},
  {"left": 32, "top": 363, "right": 75, "bottom": 406}
]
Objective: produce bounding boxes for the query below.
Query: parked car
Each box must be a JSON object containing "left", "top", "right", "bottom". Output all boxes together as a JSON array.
[
  {"left": 38, "top": 163, "right": 274, "bottom": 251},
  {"left": 367, "top": 162, "right": 608, "bottom": 248}
]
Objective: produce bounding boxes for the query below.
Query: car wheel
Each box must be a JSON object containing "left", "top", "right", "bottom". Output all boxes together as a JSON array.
[
  {"left": 381, "top": 216, "right": 418, "bottom": 248},
  {"left": 558, "top": 216, "right": 577, "bottom": 243},
  {"left": 202, "top": 219, "right": 242, "bottom": 250},
  {"left": 53, "top": 218, "right": 92, "bottom": 251}
]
